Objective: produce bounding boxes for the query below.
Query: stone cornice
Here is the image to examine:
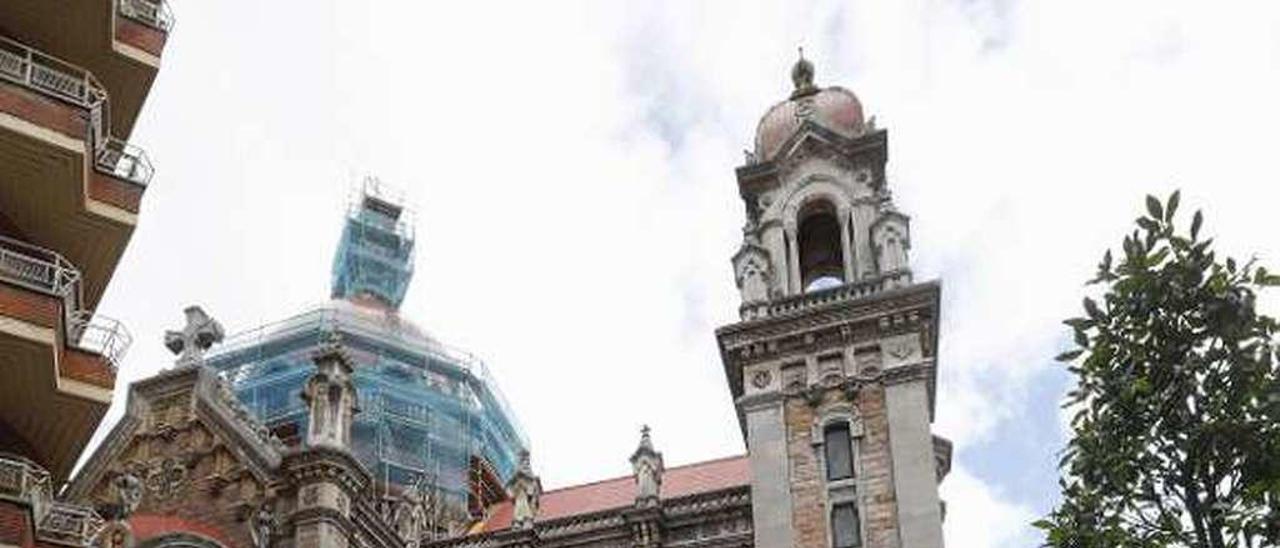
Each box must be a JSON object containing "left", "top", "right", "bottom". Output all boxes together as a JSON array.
[
  {"left": 426, "top": 486, "right": 752, "bottom": 548},
  {"left": 281, "top": 447, "right": 371, "bottom": 495}
]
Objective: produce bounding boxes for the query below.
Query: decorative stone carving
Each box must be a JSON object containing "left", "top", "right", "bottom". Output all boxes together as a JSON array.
[
  {"left": 164, "top": 306, "right": 225, "bottom": 368},
  {"left": 110, "top": 471, "right": 142, "bottom": 519},
  {"left": 508, "top": 450, "right": 541, "bottom": 531},
  {"left": 629, "top": 426, "right": 664, "bottom": 508},
  {"left": 302, "top": 332, "right": 359, "bottom": 450},
  {"left": 870, "top": 206, "right": 911, "bottom": 276},
  {"left": 130, "top": 458, "right": 186, "bottom": 501},
  {"left": 248, "top": 501, "right": 277, "bottom": 548},
  {"left": 732, "top": 239, "right": 775, "bottom": 307},
  {"left": 393, "top": 480, "right": 426, "bottom": 547},
  {"left": 214, "top": 375, "right": 285, "bottom": 452}
]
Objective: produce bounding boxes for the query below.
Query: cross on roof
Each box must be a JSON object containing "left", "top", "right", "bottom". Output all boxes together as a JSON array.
[{"left": 164, "top": 305, "right": 225, "bottom": 367}]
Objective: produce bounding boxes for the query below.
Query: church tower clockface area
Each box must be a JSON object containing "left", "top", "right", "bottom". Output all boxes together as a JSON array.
[{"left": 718, "top": 54, "right": 952, "bottom": 548}]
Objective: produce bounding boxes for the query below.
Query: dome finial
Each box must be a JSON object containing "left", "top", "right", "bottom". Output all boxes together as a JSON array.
[{"left": 791, "top": 46, "right": 817, "bottom": 98}]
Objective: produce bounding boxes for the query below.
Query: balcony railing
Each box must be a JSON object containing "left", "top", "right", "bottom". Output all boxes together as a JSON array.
[
  {"left": 0, "top": 235, "right": 132, "bottom": 370},
  {"left": 117, "top": 0, "right": 176, "bottom": 33},
  {"left": 741, "top": 270, "right": 914, "bottom": 320},
  {"left": 67, "top": 311, "right": 133, "bottom": 371},
  {"left": 95, "top": 136, "right": 154, "bottom": 184},
  {"left": 0, "top": 36, "right": 153, "bottom": 187},
  {"left": 0, "top": 235, "right": 80, "bottom": 298},
  {"left": 0, "top": 455, "right": 104, "bottom": 546}
]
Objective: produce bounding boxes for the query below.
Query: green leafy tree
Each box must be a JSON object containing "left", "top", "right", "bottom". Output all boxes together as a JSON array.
[{"left": 1037, "top": 192, "right": 1280, "bottom": 547}]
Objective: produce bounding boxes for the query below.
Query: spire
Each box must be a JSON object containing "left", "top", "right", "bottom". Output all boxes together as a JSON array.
[
  {"left": 302, "top": 331, "right": 359, "bottom": 450},
  {"left": 629, "top": 425, "right": 664, "bottom": 507},
  {"left": 790, "top": 47, "right": 818, "bottom": 99}
]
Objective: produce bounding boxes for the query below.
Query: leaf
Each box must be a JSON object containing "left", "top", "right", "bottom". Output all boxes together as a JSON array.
[
  {"left": 1083, "top": 297, "right": 1103, "bottom": 320},
  {"left": 1057, "top": 349, "right": 1084, "bottom": 362},
  {"left": 1146, "top": 195, "right": 1163, "bottom": 221},
  {"left": 1166, "top": 189, "right": 1180, "bottom": 221},
  {"left": 1192, "top": 210, "right": 1203, "bottom": 240}
]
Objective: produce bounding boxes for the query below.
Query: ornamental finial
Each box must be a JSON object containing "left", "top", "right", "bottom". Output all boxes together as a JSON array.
[{"left": 791, "top": 47, "right": 817, "bottom": 98}]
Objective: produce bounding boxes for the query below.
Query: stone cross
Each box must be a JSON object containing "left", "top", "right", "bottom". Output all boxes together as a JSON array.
[{"left": 164, "top": 305, "right": 225, "bottom": 368}]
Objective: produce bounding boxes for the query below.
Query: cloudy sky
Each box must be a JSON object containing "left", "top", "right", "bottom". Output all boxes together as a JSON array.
[{"left": 87, "top": 1, "right": 1280, "bottom": 545}]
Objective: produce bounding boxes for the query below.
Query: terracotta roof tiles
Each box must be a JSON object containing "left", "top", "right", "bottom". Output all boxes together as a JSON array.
[{"left": 477, "top": 454, "right": 749, "bottom": 533}]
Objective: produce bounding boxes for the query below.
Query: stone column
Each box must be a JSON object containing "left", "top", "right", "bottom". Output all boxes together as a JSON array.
[
  {"left": 740, "top": 394, "right": 793, "bottom": 548},
  {"left": 839, "top": 205, "right": 855, "bottom": 282},
  {"left": 881, "top": 333, "right": 944, "bottom": 548}
]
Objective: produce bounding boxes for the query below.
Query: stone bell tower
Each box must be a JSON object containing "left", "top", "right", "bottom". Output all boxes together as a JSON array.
[{"left": 717, "top": 53, "right": 951, "bottom": 548}]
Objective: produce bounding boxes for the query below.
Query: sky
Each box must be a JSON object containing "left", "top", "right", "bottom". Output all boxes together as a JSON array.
[{"left": 85, "top": 1, "right": 1280, "bottom": 546}]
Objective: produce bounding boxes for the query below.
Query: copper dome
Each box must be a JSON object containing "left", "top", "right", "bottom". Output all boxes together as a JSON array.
[{"left": 753, "top": 55, "right": 865, "bottom": 162}]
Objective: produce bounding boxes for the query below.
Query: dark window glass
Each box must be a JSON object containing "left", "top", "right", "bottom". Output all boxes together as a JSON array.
[
  {"left": 825, "top": 423, "right": 854, "bottom": 481},
  {"left": 832, "top": 502, "right": 862, "bottom": 548}
]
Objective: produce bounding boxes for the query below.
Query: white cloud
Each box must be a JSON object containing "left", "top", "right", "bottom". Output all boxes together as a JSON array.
[
  {"left": 80, "top": 1, "right": 1280, "bottom": 545},
  {"left": 942, "top": 466, "right": 1040, "bottom": 548}
]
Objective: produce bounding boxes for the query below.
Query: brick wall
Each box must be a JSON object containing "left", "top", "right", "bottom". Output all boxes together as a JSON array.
[
  {"left": 0, "top": 84, "right": 90, "bottom": 141},
  {"left": 0, "top": 500, "right": 34, "bottom": 547},
  {"left": 785, "top": 385, "right": 900, "bottom": 548},
  {"left": 114, "top": 18, "right": 168, "bottom": 58}
]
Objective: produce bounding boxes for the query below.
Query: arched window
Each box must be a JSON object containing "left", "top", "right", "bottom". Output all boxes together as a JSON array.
[{"left": 798, "top": 201, "right": 845, "bottom": 292}]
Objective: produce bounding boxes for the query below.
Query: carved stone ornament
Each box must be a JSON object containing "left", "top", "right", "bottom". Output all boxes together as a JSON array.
[
  {"left": 128, "top": 458, "right": 186, "bottom": 501},
  {"left": 110, "top": 471, "right": 142, "bottom": 519},
  {"left": 164, "top": 306, "right": 225, "bottom": 368},
  {"left": 629, "top": 426, "right": 664, "bottom": 508},
  {"left": 248, "top": 501, "right": 277, "bottom": 548},
  {"left": 750, "top": 369, "right": 772, "bottom": 390}
]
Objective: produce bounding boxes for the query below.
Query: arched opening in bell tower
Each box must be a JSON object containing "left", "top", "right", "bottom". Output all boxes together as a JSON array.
[{"left": 798, "top": 201, "right": 846, "bottom": 292}]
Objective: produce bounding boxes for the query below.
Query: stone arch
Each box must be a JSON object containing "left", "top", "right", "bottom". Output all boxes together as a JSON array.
[
  {"left": 774, "top": 177, "right": 858, "bottom": 293},
  {"left": 136, "top": 533, "right": 226, "bottom": 548}
]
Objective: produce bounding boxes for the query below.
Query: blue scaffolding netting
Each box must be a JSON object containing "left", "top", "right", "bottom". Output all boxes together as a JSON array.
[{"left": 208, "top": 180, "right": 527, "bottom": 513}]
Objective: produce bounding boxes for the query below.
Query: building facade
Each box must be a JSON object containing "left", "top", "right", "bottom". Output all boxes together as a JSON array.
[
  {"left": 0, "top": 0, "right": 169, "bottom": 545},
  {"left": 4, "top": 45, "right": 952, "bottom": 548}
]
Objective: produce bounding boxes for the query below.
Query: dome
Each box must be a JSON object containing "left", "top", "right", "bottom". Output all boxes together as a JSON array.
[{"left": 754, "top": 55, "right": 865, "bottom": 162}]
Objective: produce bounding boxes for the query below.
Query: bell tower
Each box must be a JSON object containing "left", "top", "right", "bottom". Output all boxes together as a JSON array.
[{"left": 717, "top": 53, "right": 951, "bottom": 548}]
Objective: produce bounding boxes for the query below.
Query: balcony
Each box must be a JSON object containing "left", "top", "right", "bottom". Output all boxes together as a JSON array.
[
  {"left": 0, "top": 35, "right": 151, "bottom": 308},
  {"left": 0, "top": 0, "right": 172, "bottom": 137},
  {"left": 0, "top": 36, "right": 153, "bottom": 187},
  {"left": 0, "top": 454, "right": 105, "bottom": 546},
  {"left": 117, "top": 0, "right": 175, "bottom": 33},
  {"left": 0, "top": 235, "right": 131, "bottom": 480}
]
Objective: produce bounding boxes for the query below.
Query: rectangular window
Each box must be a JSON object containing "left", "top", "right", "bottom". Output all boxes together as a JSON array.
[
  {"left": 832, "top": 502, "right": 862, "bottom": 548},
  {"left": 825, "top": 423, "right": 854, "bottom": 481}
]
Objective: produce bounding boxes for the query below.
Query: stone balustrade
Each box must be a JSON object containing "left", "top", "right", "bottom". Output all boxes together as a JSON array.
[{"left": 740, "top": 269, "right": 914, "bottom": 320}]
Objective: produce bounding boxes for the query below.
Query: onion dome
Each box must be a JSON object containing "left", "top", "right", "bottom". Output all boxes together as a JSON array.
[{"left": 754, "top": 50, "right": 865, "bottom": 162}]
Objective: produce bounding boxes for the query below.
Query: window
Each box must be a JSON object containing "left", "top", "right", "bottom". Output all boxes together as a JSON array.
[
  {"left": 798, "top": 201, "right": 846, "bottom": 291},
  {"left": 831, "top": 502, "right": 862, "bottom": 548},
  {"left": 824, "top": 423, "right": 854, "bottom": 481}
]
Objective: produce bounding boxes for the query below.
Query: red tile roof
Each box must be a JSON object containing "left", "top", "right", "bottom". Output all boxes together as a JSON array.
[{"left": 476, "top": 454, "right": 750, "bottom": 532}]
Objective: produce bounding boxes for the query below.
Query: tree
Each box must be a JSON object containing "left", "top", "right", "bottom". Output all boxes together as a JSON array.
[{"left": 1037, "top": 192, "right": 1280, "bottom": 547}]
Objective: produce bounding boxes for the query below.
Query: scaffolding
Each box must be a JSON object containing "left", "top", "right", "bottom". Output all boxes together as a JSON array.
[{"left": 209, "top": 181, "right": 526, "bottom": 517}]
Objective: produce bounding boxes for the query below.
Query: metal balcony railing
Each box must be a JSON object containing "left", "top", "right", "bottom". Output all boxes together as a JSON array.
[
  {"left": 117, "top": 0, "right": 176, "bottom": 33},
  {"left": 0, "top": 235, "right": 132, "bottom": 370},
  {"left": 95, "top": 136, "right": 155, "bottom": 184},
  {"left": 0, "top": 235, "right": 81, "bottom": 298},
  {"left": 0, "top": 454, "right": 104, "bottom": 546},
  {"left": 67, "top": 310, "right": 133, "bottom": 371},
  {"left": 0, "top": 35, "right": 153, "bottom": 187}
]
